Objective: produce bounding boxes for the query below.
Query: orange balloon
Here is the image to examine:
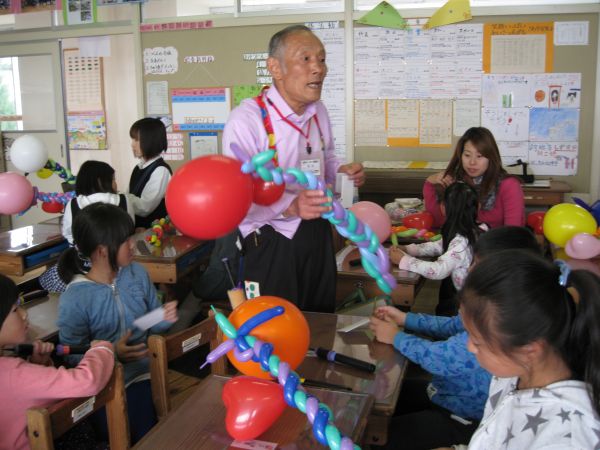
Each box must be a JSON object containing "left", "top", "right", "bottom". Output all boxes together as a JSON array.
[{"left": 226, "top": 296, "right": 310, "bottom": 380}]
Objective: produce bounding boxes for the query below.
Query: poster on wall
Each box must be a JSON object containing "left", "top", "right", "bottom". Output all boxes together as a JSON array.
[
  {"left": 67, "top": 112, "right": 106, "bottom": 150},
  {"left": 171, "top": 87, "right": 231, "bottom": 131},
  {"left": 63, "top": 0, "right": 97, "bottom": 25}
]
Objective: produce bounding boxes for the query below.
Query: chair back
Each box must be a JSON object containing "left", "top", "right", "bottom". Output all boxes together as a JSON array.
[
  {"left": 27, "top": 362, "right": 130, "bottom": 450},
  {"left": 149, "top": 314, "right": 225, "bottom": 418}
]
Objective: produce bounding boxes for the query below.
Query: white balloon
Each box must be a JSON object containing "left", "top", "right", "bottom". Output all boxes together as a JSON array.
[{"left": 10, "top": 135, "right": 48, "bottom": 173}]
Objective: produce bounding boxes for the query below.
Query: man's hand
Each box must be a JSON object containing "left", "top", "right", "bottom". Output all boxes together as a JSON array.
[
  {"left": 284, "top": 190, "right": 331, "bottom": 220},
  {"left": 338, "top": 163, "right": 365, "bottom": 187}
]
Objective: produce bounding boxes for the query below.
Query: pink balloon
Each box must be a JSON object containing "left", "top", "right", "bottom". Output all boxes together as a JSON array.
[
  {"left": 565, "top": 233, "right": 600, "bottom": 260},
  {"left": 349, "top": 201, "right": 391, "bottom": 243},
  {"left": 0, "top": 172, "right": 34, "bottom": 215}
]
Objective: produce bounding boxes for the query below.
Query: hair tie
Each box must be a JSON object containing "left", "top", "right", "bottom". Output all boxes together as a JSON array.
[{"left": 555, "top": 259, "right": 571, "bottom": 287}]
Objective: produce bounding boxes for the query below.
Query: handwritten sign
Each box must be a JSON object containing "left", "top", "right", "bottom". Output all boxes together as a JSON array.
[{"left": 143, "top": 47, "right": 178, "bottom": 75}]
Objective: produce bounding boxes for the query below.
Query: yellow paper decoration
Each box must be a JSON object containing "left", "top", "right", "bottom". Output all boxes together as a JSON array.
[{"left": 424, "top": 0, "right": 472, "bottom": 30}]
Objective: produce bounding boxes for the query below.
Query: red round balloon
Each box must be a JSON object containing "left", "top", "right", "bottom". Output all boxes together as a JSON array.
[
  {"left": 403, "top": 212, "right": 434, "bottom": 230},
  {"left": 252, "top": 178, "right": 285, "bottom": 206},
  {"left": 165, "top": 155, "right": 253, "bottom": 240},
  {"left": 41, "top": 201, "right": 64, "bottom": 214},
  {"left": 527, "top": 211, "right": 546, "bottom": 235}
]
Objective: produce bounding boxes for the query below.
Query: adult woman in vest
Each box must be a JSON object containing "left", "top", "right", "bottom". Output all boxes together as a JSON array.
[{"left": 128, "top": 118, "right": 172, "bottom": 229}]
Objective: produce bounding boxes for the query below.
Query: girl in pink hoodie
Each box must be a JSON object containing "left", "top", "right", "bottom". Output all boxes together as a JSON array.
[{"left": 0, "top": 274, "right": 115, "bottom": 450}]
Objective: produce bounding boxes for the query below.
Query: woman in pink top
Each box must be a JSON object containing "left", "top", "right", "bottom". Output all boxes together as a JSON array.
[
  {"left": 0, "top": 274, "right": 114, "bottom": 450},
  {"left": 424, "top": 127, "right": 525, "bottom": 229}
]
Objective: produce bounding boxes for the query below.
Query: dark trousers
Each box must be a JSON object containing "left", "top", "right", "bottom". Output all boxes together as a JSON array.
[
  {"left": 436, "top": 276, "right": 458, "bottom": 316},
  {"left": 90, "top": 379, "right": 157, "bottom": 445},
  {"left": 242, "top": 219, "right": 336, "bottom": 313},
  {"left": 376, "top": 379, "right": 478, "bottom": 450}
]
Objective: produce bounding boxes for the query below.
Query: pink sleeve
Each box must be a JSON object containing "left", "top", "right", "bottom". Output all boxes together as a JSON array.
[
  {"left": 423, "top": 181, "right": 444, "bottom": 228},
  {"left": 499, "top": 177, "right": 525, "bottom": 226},
  {"left": 9, "top": 346, "right": 115, "bottom": 401}
]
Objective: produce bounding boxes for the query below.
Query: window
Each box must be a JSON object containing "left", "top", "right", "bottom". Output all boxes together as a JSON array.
[{"left": 0, "top": 57, "right": 22, "bottom": 131}]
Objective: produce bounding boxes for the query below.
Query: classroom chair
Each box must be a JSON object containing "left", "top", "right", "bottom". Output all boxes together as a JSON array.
[
  {"left": 148, "top": 313, "right": 227, "bottom": 419},
  {"left": 27, "top": 362, "right": 130, "bottom": 450}
]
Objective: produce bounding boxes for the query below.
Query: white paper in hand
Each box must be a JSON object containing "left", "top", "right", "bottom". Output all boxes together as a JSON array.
[{"left": 132, "top": 307, "right": 165, "bottom": 331}]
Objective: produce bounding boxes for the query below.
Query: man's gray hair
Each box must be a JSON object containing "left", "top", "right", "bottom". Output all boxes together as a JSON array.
[{"left": 268, "top": 25, "right": 313, "bottom": 59}]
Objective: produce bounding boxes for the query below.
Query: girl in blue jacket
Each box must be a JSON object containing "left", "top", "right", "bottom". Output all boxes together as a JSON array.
[{"left": 57, "top": 202, "right": 178, "bottom": 443}]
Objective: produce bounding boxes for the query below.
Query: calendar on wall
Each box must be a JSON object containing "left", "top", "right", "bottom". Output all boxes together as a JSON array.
[{"left": 63, "top": 49, "right": 107, "bottom": 150}]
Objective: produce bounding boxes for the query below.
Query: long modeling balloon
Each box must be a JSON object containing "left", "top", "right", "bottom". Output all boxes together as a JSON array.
[
  {"left": 203, "top": 306, "right": 360, "bottom": 450},
  {"left": 230, "top": 144, "right": 396, "bottom": 295}
]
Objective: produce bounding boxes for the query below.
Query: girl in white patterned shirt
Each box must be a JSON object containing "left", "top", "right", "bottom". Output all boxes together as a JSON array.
[{"left": 390, "top": 182, "right": 486, "bottom": 291}]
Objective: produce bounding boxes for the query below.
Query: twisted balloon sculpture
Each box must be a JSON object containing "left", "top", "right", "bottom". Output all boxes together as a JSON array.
[
  {"left": 230, "top": 144, "right": 396, "bottom": 295},
  {"left": 43, "top": 159, "right": 76, "bottom": 185},
  {"left": 203, "top": 306, "right": 360, "bottom": 450}
]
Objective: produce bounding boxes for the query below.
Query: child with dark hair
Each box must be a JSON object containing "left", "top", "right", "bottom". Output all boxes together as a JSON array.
[
  {"left": 39, "top": 160, "right": 134, "bottom": 293},
  {"left": 370, "top": 226, "right": 542, "bottom": 450},
  {"left": 390, "top": 182, "right": 485, "bottom": 291},
  {"left": 0, "top": 273, "right": 114, "bottom": 450},
  {"left": 453, "top": 251, "right": 600, "bottom": 449},
  {"left": 128, "top": 118, "right": 172, "bottom": 229},
  {"left": 57, "top": 202, "right": 178, "bottom": 443}
]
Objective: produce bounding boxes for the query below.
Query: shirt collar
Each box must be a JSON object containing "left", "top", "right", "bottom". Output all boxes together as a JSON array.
[
  {"left": 266, "top": 84, "right": 317, "bottom": 124},
  {"left": 138, "top": 154, "right": 162, "bottom": 169}
]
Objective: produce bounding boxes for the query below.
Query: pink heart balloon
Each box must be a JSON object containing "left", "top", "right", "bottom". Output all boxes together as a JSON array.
[
  {"left": 222, "top": 376, "right": 286, "bottom": 441},
  {"left": 565, "top": 233, "right": 600, "bottom": 260}
]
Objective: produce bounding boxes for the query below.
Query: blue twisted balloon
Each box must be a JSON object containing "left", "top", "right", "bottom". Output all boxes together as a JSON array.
[
  {"left": 229, "top": 144, "right": 396, "bottom": 295},
  {"left": 203, "top": 306, "right": 360, "bottom": 450}
]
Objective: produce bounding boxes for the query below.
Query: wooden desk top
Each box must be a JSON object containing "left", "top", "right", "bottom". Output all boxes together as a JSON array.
[
  {"left": 0, "top": 223, "right": 64, "bottom": 256},
  {"left": 24, "top": 293, "right": 60, "bottom": 342},
  {"left": 300, "top": 312, "right": 407, "bottom": 416},
  {"left": 132, "top": 230, "right": 206, "bottom": 263},
  {"left": 134, "top": 374, "right": 373, "bottom": 450}
]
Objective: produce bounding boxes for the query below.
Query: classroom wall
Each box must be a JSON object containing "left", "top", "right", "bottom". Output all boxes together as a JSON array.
[{"left": 140, "top": 13, "right": 598, "bottom": 194}]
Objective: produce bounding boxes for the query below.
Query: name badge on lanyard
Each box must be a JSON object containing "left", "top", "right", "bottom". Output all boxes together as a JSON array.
[{"left": 301, "top": 159, "right": 321, "bottom": 176}]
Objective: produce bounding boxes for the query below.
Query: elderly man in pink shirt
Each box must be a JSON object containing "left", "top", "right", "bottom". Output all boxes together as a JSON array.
[{"left": 223, "top": 25, "right": 364, "bottom": 312}]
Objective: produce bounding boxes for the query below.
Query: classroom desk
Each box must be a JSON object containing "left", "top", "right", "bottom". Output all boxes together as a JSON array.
[
  {"left": 24, "top": 293, "right": 60, "bottom": 342},
  {"left": 0, "top": 223, "right": 68, "bottom": 276},
  {"left": 359, "top": 168, "right": 571, "bottom": 208},
  {"left": 300, "top": 312, "right": 407, "bottom": 445},
  {"left": 132, "top": 230, "right": 212, "bottom": 284},
  {"left": 133, "top": 374, "right": 374, "bottom": 450},
  {"left": 336, "top": 246, "right": 424, "bottom": 309}
]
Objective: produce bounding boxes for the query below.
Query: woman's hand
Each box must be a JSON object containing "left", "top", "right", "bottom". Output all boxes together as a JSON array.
[
  {"left": 369, "top": 316, "right": 399, "bottom": 345},
  {"left": 163, "top": 301, "right": 178, "bottom": 323},
  {"left": 29, "top": 340, "right": 54, "bottom": 365},
  {"left": 115, "top": 330, "right": 148, "bottom": 362},
  {"left": 426, "top": 172, "right": 454, "bottom": 187},
  {"left": 373, "top": 305, "right": 407, "bottom": 326},
  {"left": 389, "top": 246, "right": 406, "bottom": 265}
]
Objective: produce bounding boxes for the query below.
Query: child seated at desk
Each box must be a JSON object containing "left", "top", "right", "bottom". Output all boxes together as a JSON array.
[
  {"left": 0, "top": 273, "right": 115, "bottom": 450},
  {"left": 370, "top": 226, "right": 541, "bottom": 450},
  {"left": 389, "top": 182, "right": 485, "bottom": 292},
  {"left": 39, "top": 160, "right": 134, "bottom": 293},
  {"left": 57, "top": 203, "right": 178, "bottom": 444},
  {"left": 449, "top": 252, "right": 600, "bottom": 449}
]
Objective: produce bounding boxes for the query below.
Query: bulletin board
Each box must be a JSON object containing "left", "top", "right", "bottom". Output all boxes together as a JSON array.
[{"left": 140, "top": 13, "right": 598, "bottom": 193}]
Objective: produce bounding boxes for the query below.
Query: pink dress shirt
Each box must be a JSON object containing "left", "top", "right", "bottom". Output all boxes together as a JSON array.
[
  {"left": 222, "top": 85, "right": 341, "bottom": 239},
  {"left": 423, "top": 176, "right": 525, "bottom": 229}
]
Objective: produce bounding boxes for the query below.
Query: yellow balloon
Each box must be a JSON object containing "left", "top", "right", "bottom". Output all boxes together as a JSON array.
[
  {"left": 36, "top": 168, "right": 53, "bottom": 179},
  {"left": 543, "top": 203, "right": 598, "bottom": 247}
]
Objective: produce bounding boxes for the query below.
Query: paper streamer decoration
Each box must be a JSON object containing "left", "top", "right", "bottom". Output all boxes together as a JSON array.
[
  {"left": 203, "top": 306, "right": 360, "bottom": 450},
  {"left": 230, "top": 145, "right": 397, "bottom": 295}
]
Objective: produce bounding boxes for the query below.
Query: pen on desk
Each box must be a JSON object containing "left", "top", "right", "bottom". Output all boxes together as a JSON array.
[
  {"left": 314, "top": 347, "right": 377, "bottom": 373},
  {"left": 301, "top": 378, "right": 353, "bottom": 391}
]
